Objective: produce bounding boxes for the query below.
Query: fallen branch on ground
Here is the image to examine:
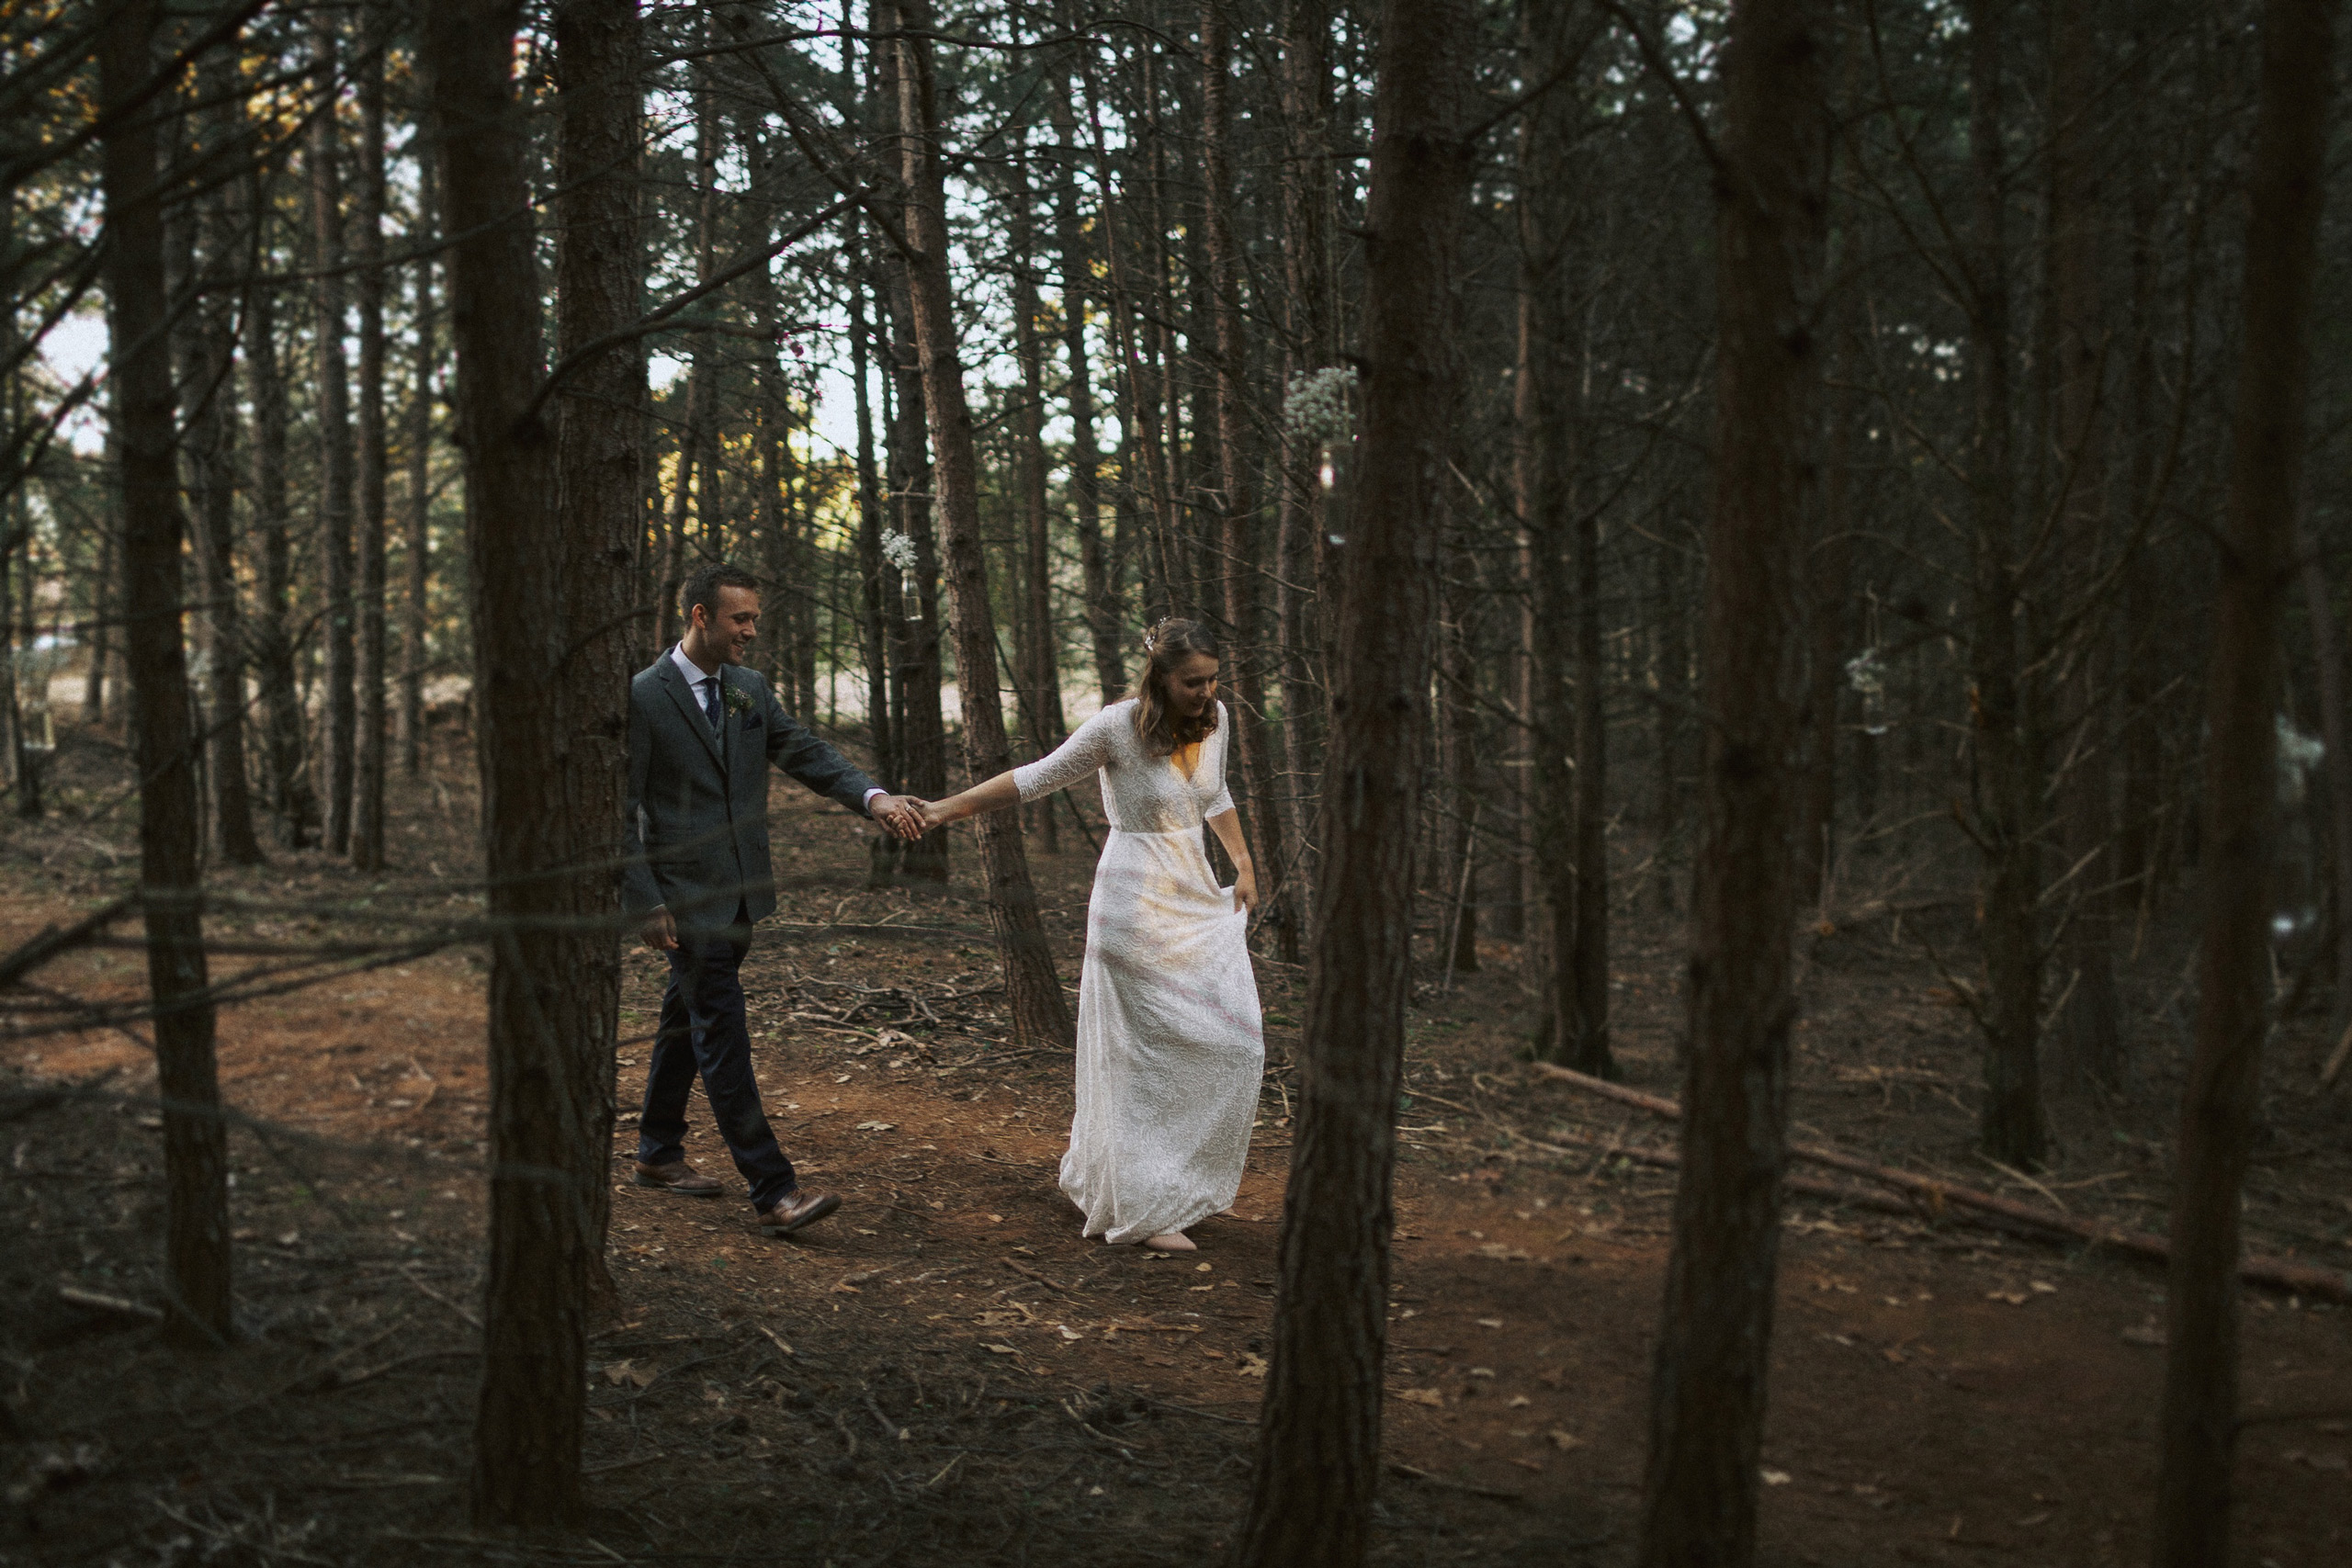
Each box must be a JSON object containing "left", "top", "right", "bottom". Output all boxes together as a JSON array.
[{"left": 1531, "top": 1062, "right": 2352, "bottom": 1303}]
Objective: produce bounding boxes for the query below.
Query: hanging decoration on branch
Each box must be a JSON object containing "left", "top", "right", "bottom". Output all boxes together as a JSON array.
[
  {"left": 1283, "top": 365, "right": 1359, "bottom": 446},
  {"left": 882, "top": 528, "right": 922, "bottom": 621}
]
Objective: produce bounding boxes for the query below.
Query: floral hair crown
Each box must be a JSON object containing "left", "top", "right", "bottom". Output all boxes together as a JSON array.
[{"left": 1142, "top": 618, "right": 1170, "bottom": 658}]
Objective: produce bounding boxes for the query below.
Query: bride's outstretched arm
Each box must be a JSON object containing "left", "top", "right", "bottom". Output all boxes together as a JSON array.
[{"left": 918, "top": 770, "right": 1020, "bottom": 830}]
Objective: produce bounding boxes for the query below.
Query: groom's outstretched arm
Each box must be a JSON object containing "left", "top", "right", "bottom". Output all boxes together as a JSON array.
[{"left": 758, "top": 681, "right": 881, "bottom": 812}]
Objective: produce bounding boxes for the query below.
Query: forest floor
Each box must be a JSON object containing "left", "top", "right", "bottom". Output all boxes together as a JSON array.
[{"left": 2, "top": 721, "right": 2349, "bottom": 1568}]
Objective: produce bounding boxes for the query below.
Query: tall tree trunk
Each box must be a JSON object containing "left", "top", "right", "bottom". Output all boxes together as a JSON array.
[
  {"left": 1053, "top": 70, "right": 1121, "bottom": 705},
  {"left": 890, "top": 0, "right": 1072, "bottom": 1047},
  {"left": 82, "top": 521, "right": 113, "bottom": 726},
  {"left": 2154, "top": 0, "right": 2335, "bottom": 1558},
  {"left": 1517, "top": 0, "right": 1604, "bottom": 1076},
  {"left": 424, "top": 0, "right": 632, "bottom": 1522},
  {"left": 353, "top": 17, "right": 390, "bottom": 871},
  {"left": 1201, "top": 0, "right": 1288, "bottom": 946},
  {"left": 100, "top": 0, "right": 232, "bottom": 1348},
  {"left": 1273, "top": 0, "right": 1337, "bottom": 960},
  {"left": 1966, "top": 0, "right": 2047, "bottom": 1168},
  {"left": 2047, "top": 0, "right": 2120, "bottom": 1090},
  {"left": 187, "top": 51, "right": 263, "bottom": 865},
  {"left": 1009, "top": 157, "right": 1063, "bottom": 852},
  {"left": 551, "top": 0, "right": 641, "bottom": 1324},
  {"left": 1635, "top": 0, "right": 1826, "bottom": 1561},
  {"left": 401, "top": 155, "right": 438, "bottom": 778},
  {"left": 867, "top": 0, "right": 950, "bottom": 882},
  {"left": 1234, "top": 0, "right": 1473, "bottom": 1558},
  {"left": 245, "top": 169, "right": 318, "bottom": 847},
  {"left": 1571, "top": 457, "right": 1611, "bottom": 1067},
  {"left": 311, "top": 8, "right": 357, "bottom": 856},
  {"left": 850, "top": 234, "right": 899, "bottom": 889}
]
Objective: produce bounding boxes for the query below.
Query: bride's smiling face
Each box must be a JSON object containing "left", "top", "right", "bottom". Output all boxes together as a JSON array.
[{"left": 1165, "top": 653, "right": 1220, "bottom": 718}]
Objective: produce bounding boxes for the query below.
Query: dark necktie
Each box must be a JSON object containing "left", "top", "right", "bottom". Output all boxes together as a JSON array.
[{"left": 702, "top": 675, "right": 723, "bottom": 729}]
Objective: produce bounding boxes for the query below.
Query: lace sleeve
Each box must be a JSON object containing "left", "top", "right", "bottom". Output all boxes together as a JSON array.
[
  {"left": 1013, "top": 705, "right": 1120, "bottom": 803},
  {"left": 1203, "top": 704, "right": 1236, "bottom": 818}
]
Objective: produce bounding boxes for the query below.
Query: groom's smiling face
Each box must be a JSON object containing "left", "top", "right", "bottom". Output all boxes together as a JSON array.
[{"left": 689, "top": 585, "right": 762, "bottom": 666}]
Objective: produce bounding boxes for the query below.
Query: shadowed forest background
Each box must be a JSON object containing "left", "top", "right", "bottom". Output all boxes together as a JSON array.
[{"left": 1, "top": 0, "right": 2349, "bottom": 1564}]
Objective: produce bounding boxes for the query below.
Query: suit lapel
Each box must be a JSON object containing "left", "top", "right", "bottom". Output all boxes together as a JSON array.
[{"left": 658, "top": 658, "right": 725, "bottom": 769}]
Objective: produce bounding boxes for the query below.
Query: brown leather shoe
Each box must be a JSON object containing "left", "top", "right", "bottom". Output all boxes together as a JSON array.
[
  {"left": 756, "top": 1189, "right": 841, "bottom": 1236},
  {"left": 632, "top": 1160, "right": 721, "bottom": 1196}
]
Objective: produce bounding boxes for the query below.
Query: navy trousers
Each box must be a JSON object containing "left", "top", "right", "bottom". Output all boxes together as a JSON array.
[{"left": 636, "top": 906, "right": 797, "bottom": 1211}]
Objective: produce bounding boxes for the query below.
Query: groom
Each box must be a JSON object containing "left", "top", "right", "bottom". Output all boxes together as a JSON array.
[{"left": 621, "top": 562, "right": 925, "bottom": 1235}]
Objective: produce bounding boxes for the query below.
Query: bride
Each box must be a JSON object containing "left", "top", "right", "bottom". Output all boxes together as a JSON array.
[{"left": 916, "top": 618, "right": 1265, "bottom": 1253}]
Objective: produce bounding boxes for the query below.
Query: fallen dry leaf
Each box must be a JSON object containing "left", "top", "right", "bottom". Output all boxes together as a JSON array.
[
  {"left": 1760, "top": 1469, "right": 1792, "bottom": 1486},
  {"left": 1237, "top": 1353, "right": 1268, "bottom": 1379},
  {"left": 1546, "top": 1430, "right": 1583, "bottom": 1451},
  {"left": 1396, "top": 1388, "right": 1446, "bottom": 1408}
]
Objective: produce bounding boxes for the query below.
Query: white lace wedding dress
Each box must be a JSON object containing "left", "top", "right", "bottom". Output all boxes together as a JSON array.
[{"left": 1012, "top": 699, "right": 1265, "bottom": 1243}]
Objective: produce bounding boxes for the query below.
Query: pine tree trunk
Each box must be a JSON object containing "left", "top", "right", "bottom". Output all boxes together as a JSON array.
[
  {"left": 1234, "top": 0, "right": 1473, "bottom": 1557},
  {"left": 1202, "top": 0, "right": 1288, "bottom": 953},
  {"left": 1516, "top": 0, "right": 1599, "bottom": 1074},
  {"left": 891, "top": 0, "right": 1072, "bottom": 1047},
  {"left": 878, "top": 231, "right": 950, "bottom": 880},
  {"left": 1009, "top": 159, "right": 1064, "bottom": 853},
  {"left": 401, "top": 157, "right": 437, "bottom": 778},
  {"left": 1966, "top": 0, "right": 2047, "bottom": 1168},
  {"left": 315, "top": 6, "right": 359, "bottom": 860},
  {"left": 1273, "top": 0, "right": 1338, "bottom": 960},
  {"left": 311, "top": 8, "right": 357, "bottom": 856},
  {"left": 2154, "top": 1, "right": 2335, "bottom": 1558},
  {"left": 551, "top": 0, "right": 642, "bottom": 1325},
  {"left": 424, "top": 0, "right": 632, "bottom": 1522},
  {"left": 849, "top": 233, "right": 900, "bottom": 891},
  {"left": 82, "top": 521, "right": 113, "bottom": 727},
  {"left": 187, "top": 51, "right": 264, "bottom": 866},
  {"left": 2046, "top": 0, "right": 2120, "bottom": 1091},
  {"left": 243, "top": 197, "right": 318, "bottom": 849},
  {"left": 1635, "top": 0, "right": 1826, "bottom": 1560},
  {"left": 353, "top": 20, "right": 390, "bottom": 872},
  {"left": 100, "top": 0, "right": 233, "bottom": 1348},
  {"left": 1053, "top": 72, "right": 1122, "bottom": 705}
]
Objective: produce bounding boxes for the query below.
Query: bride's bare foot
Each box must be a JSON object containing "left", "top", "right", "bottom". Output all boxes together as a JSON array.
[{"left": 1143, "top": 1233, "right": 1197, "bottom": 1253}]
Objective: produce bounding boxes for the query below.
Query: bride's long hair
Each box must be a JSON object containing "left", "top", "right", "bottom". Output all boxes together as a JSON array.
[{"left": 1131, "top": 617, "right": 1220, "bottom": 757}]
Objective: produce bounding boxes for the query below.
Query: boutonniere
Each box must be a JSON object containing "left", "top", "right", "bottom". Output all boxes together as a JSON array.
[{"left": 721, "top": 682, "right": 755, "bottom": 716}]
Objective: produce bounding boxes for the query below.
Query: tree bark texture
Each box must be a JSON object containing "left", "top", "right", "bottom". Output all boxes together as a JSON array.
[
  {"left": 100, "top": 0, "right": 233, "bottom": 1348},
  {"left": 424, "top": 0, "right": 635, "bottom": 1524},
  {"left": 1635, "top": 1, "right": 1826, "bottom": 1562},
  {"left": 2154, "top": 0, "right": 2335, "bottom": 1559},
  {"left": 1052, "top": 68, "right": 1121, "bottom": 705},
  {"left": 1202, "top": 0, "right": 1291, "bottom": 950},
  {"left": 243, "top": 169, "right": 319, "bottom": 848},
  {"left": 1233, "top": 0, "right": 1473, "bottom": 1560},
  {"left": 1965, "top": 0, "right": 2046, "bottom": 1168},
  {"left": 311, "top": 7, "right": 356, "bottom": 857},
  {"left": 2046, "top": 0, "right": 2120, "bottom": 1091},
  {"left": 872, "top": 0, "right": 949, "bottom": 884},
  {"left": 185, "top": 50, "right": 264, "bottom": 866},
  {"left": 1517, "top": 0, "right": 1608, "bottom": 1077},
  {"left": 353, "top": 21, "right": 390, "bottom": 872},
  {"left": 401, "top": 154, "right": 437, "bottom": 778},
  {"left": 891, "top": 0, "right": 1073, "bottom": 1048}
]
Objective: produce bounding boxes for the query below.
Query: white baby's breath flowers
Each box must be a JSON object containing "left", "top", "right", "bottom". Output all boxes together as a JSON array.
[
  {"left": 881, "top": 529, "right": 919, "bottom": 572},
  {"left": 1283, "top": 366, "right": 1358, "bottom": 445}
]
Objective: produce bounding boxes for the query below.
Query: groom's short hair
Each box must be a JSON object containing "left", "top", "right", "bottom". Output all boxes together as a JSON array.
[{"left": 681, "top": 562, "right": 760, "bottom": 623}]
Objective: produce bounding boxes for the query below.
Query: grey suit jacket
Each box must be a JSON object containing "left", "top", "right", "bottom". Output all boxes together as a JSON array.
[{"left": 620, "top": 654, "right": 881, "bottom": 932}]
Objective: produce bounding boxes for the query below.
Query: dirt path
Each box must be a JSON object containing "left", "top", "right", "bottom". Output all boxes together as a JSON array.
[{"left": 2, "top": 743, "right": 2347, "bottom": 1565}]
